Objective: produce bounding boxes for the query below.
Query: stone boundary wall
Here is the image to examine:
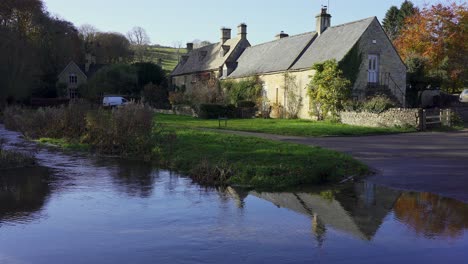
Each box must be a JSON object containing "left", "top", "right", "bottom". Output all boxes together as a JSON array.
[
  {"left": 154, "top": 105, "right": 198, "bottom": 117},
  {"left": 340, "top": 108, "right": 420, "bottom": 128}
]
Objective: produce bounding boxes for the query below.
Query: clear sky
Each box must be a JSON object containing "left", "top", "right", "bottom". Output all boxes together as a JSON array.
[{"left": 43, "top": 0, "right": 444, "bottom": 47}]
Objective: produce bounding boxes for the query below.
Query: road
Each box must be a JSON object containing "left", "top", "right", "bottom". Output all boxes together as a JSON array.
[{"left": 218, "top": 129, "right": 468, "bottom": 202}]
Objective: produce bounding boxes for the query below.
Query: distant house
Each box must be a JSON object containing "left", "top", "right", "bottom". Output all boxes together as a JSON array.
[
  {"left": 171, "top": 7, "right": 407, "bottom": 119},
  {"left": 170, "top": 24, "right": 251, "bottom": 93},
  {"left": 57, "top": 54, "right": 105, "bottom": 99}
]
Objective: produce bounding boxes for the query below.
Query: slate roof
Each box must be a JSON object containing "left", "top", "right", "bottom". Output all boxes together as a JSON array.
[
  {"left": 291, "top": 17, "right": 375, "bottom": 70},
  {"left": 171, "top": 37, "right": 244, "bottom": 76},
  {"left": 228, "top": 32, "right": 316, "bottom": 78},
  {"left": 58, "top": 61, "right": 107, "bottom": 80},
  {"left": 227, "top": 17, "right": 376, "bottom": 78}
]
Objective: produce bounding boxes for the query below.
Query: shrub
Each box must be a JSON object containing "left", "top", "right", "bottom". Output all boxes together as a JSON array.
[
  {"left": 84, "top": 103, "right": 156, "bottom": 159},
  {"left": 143, "top": 83, "right": 170, "bottom": 109},
  {"left": 222, "top": 77, "right": 263, "bottom": 105},
  {"left": 362, "top": 95, "right": 395, "bottom": 114},
  {"left": 198, "top": 104, "right": 228, "bottom": 119},
  {"left": 3, "top": 101, "right": 92, "bottom": 139},
  {"left": 307, "top": 60, "right": 351, "bottom": 120},
  {"left": 342, "top": 99, "right": 363, "bottom": 112},
  {"left": 168, "top": 91, "right": 187, "bottom": 106},
  {"left": 237, "top": 100, "right": 256, "bottom": 108}
]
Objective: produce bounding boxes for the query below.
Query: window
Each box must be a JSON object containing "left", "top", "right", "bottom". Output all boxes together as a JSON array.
[
  {"left": 69, "top": 74, "right": 78, "bottom": 84},
  {"left": 69, "top": 88, "right": 78, "bottom": 99}
]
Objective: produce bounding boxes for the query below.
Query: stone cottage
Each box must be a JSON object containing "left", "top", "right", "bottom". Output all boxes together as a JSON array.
[
  {"left": 57, "top": 54, "right": 105, "bottom": 99},
  {"left": 171, "top": 8, "right": 407, "bottom": 119},
  {"left": 170, "top": 24, "right": 251, "bottom": 93}
]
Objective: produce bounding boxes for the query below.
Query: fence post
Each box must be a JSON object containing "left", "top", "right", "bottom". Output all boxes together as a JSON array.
[
  {"left": 418, "top": 109, "right": 425, "bottom": 131},
  {"left": 446, "top": 109, "right": 452, "bottom": 127}
]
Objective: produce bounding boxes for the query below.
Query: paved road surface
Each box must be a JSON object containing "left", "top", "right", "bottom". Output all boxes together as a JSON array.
[{"left": 217, "top": 129, "right": 468, "bottom": 202}]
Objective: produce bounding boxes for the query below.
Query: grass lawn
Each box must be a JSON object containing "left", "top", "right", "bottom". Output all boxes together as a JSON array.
[
  {"left": 165, "top": 128, "right": 368, "bottom": 190},
  {"left": 156, "top": 114, "right": 415, "bottom": 137}
]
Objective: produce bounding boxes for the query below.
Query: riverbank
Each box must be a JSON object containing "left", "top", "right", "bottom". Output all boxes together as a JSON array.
[
  {"left": 0, "top": 141, "right": 37, "bottom": 170},
  {"left": 1, "top": 105, "right": 369, "bottom": 190},
  {"left": 162, "top": 128, "right": 368, "bottom": 189},
  {"left": 26, "top": 128, "right": 368, "bottom": 190}
]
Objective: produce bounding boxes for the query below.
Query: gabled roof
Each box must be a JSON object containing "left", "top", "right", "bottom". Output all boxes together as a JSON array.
[
  {"left": 171, "top": 37, "right": 247, "bottom": 76},
  {"left": 58, "top": 61, "right": 107, "bottom": 79},
  {"left": 227, "top": 17, "right": 376, "bottom": 78},
  {"left": 228, "top": 32, "right": 316, "bottom": 78},
  {"left": 291, "top": 17, "right": 375, "bottom": 70},
  {"left": 58, "top": 61, "right": 87, "bottom": 80}
]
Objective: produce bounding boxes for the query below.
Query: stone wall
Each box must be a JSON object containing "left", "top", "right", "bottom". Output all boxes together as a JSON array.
[{"left": 340, "top": 108, "right": 420, "bottom": 128}]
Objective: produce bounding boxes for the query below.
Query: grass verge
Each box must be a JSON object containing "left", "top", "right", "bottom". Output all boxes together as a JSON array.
[
  {"left": 36, "top": 138, "right": 91, "bottom": 152},
  {"left": 162, "top": 128, "right": 368, "bottom": 190},
  {"left": 156, "top": 114, "right": 415, "bottom": 137}
]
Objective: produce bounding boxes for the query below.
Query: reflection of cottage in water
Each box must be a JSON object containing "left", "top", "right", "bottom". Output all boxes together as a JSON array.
[{"left": 249, "top": 183, "right": 401, "bottom": 241}]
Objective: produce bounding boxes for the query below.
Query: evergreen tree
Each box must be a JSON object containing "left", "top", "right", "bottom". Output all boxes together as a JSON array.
[
  {"left": 382, "top": 1, "right": 417, "bottom": 40},
  {"left": 383, "top": 6, "right": 400, "bottom": 40}
]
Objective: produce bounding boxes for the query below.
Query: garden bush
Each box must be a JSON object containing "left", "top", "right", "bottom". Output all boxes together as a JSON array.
[
  {"left": 198, "top": 104, "right": 228, "bottom": 119},
  {"left": 237, "top": 101, "right": 256, "bottom": 108},
  {"left": 362, "top": 95, "right": 395, "bottom": 114}
]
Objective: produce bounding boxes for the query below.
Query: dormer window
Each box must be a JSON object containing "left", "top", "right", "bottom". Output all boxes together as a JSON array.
[{"left": 220, "top": 45, "right": 230, "bottom": 57}]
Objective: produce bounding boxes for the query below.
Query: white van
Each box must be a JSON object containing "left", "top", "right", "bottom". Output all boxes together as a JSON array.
[
  {"left": 459, "top": 89, "right": 468, "bottom": 103},
  {"left": 103, "top": 96, "right": 129, "bottom": 107}
]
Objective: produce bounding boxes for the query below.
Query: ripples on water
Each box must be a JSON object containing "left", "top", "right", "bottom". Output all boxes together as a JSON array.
[{"left": 1, "top": 125, "right": 467, "bottom": 264}]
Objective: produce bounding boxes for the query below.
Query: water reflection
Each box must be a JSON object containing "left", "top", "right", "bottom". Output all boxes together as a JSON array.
[
  {"left": 111, "top": 160, "right": 157, "bottom": 198},
  {"left": 395, "top": 192, "right": 468, "bottom": 239},
  {"left": 226, "top": 183, "right": 468, "bottom": 242},
  {"left": 0, "top": 167, "right": 52, "bottom": 225}
]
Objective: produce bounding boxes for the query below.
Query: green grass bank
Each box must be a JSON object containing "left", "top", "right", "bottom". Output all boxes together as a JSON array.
[
  {"left": 163, "top": 128, "right": 368, "bottom": 190},
  {"left": 157, "top": 114, "right": 415, "bottom": 137}
]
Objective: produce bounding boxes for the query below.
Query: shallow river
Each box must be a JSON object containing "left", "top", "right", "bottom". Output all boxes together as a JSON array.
[{"left": 1, "top": 125, "right": 467, "bottom": 264}]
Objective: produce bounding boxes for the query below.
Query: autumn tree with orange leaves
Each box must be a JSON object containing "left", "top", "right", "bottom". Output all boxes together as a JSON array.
[{"left": 394, "top": 1, "right": 467, "bottom": 93}]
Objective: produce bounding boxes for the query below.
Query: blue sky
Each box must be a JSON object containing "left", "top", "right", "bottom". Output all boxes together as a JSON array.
[{"left": 43, "top": 0, "right": 443, "bottom": 47}]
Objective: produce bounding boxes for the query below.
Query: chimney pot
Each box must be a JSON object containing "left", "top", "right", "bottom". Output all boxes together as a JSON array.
[
  {"left": 186, "top": 43, "right": 194, "bottom": 52},
  {"left": 238, "top": 23, "right": 247, "bottom": 39},
  {"left": 316, "top": 7, "right": 331, "bottom": 36}
]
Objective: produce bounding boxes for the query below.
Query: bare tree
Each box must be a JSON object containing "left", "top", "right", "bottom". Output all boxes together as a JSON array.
[
  {"left": 127, "top": 26, "right": 150, "bottom": 62},
  {"left": 79, "top": 24, "right": 98, "bottom": 42},
  {"left": 172, "top": 41, "right": 183, "bottom": 62}
]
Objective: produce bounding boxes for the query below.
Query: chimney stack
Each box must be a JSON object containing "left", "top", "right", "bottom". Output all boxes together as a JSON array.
[
  {"left": 221, "top": 27, "right": 232, "bottom": 44},
  {"left": 275, "top": 31, "right": 289, "bottom": 40},
  {"left": 238, "top": 23, "right": 247, "bottom": 39},
  {"left": 316, "top": 7, "right": 331, "bottom": 36},
  {"left": 186, "top": 42, "right": 193, "bottom": 52}
]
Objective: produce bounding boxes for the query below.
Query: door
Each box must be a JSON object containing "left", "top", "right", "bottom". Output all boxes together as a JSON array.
[{"left": 368, "top": 55, "right": 379, "bottom": 84}]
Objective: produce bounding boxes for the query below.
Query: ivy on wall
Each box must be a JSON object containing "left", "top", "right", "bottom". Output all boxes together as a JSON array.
[{"left": 338, "top": 44, "right": 363, "bottom": 87}]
